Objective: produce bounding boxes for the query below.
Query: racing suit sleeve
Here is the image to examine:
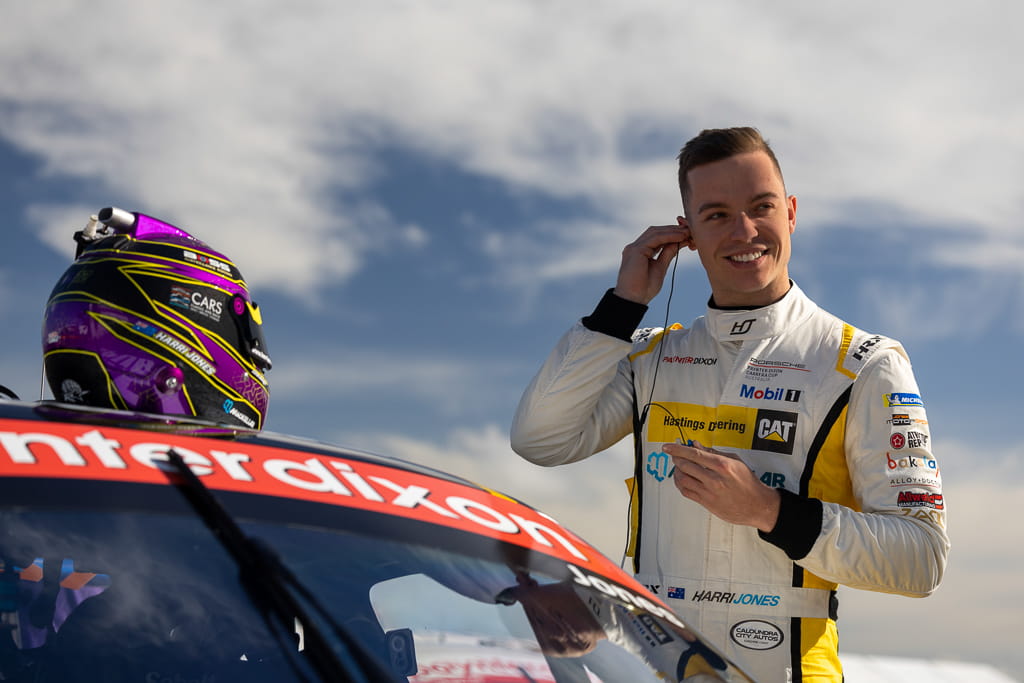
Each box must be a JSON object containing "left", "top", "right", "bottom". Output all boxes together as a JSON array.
[
  {"left": 510, "top": 290, "right": 646, "bottom": 467},
  {"left": 761, "top": 348, "right": 949, "bottom": 596}
]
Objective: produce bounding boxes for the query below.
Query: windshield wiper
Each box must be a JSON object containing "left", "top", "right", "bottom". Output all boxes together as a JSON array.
[{"left": 163, "top": 447, "right": 400, "bottom": 683}]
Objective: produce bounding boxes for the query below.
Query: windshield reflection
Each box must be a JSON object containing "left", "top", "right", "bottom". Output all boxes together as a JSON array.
[{"left": 0, "top": 506, "right": 741, "bottom": 682}]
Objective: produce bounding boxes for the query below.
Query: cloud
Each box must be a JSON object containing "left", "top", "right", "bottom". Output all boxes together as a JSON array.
[
  {"left": 3, "top": 1, "right": 1023, "bottom": 305},
  {"left": 480, "top": 217, "right": 633, "bottom": 291},
  {"left": 854, "top": 272, "right": 1021, "bottom": 345},
  {"left": 267, "top": 346, "right": 523, "bottom": 418},
  {"left": 1, "top": 3, "right": 422, "bottom": 298}
]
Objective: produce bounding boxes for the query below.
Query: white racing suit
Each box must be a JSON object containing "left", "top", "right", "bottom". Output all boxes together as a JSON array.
[{"left": 511, "top": 283, "right": 949, "bottom": 682}]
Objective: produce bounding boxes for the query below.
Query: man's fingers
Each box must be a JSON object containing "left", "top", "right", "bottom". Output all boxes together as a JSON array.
[
  {"left": 665, "top": 442, "right": 703, "bottom": 464},
  {"left": 615, "top": 223, "right": 692, "bottom": 303},
  {"left": 623, "top": 229, "right": 688, "bottom": 261},
  {"left": 636, "top": 224, "right": 690, "bottom": 249},
  {"left": 649, "top": 243, "right": 680, "bottom": 277}
]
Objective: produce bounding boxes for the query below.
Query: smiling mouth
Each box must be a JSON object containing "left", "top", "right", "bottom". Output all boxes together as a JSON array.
[{"left": 728, "top": 250, "right": 767, "bottom": 263}]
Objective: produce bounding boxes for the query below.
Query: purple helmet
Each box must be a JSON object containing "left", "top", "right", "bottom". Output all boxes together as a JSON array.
[{"left": 42, "top": 207, "right": 271, "bottom": 429}]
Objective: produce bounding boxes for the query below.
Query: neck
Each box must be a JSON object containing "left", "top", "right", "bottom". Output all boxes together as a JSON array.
[{"left": 710, "top": 280, "right": 793, "bottom": 310}]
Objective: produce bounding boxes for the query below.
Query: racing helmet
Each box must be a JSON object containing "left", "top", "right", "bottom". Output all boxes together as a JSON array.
[{"left": 42, "top": 207, "right": 272, "bottom": 429}]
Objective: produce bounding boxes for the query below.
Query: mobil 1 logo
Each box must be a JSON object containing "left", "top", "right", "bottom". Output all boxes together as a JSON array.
[{"left": 752, "top": 409, "right": 799, "bottom": 455}]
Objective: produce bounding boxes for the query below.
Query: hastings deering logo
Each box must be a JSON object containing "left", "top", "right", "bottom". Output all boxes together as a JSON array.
[{"left": 751, "top": 409, "right": 798, "bottom": 455}]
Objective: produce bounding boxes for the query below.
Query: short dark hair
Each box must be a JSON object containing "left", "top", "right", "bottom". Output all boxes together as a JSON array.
[{"left": 677, "top": 127, "right": 784, "bottom": 209}]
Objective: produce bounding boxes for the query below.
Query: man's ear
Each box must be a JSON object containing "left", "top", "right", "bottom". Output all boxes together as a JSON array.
[{"left": 677, "top": 216, "right": 697, "bottom": 251}]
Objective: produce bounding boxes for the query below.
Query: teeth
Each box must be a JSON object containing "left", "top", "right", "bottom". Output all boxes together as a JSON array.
[{"left": 730, "top": 251, "right": 765, "bottom": 263}]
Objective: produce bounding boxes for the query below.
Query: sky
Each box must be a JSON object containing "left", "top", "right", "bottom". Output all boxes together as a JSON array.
[{"left": 2, "top": 0, "right": 1023, "bottom": 677}]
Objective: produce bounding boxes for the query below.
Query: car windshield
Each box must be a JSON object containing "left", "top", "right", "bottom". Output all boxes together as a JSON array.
[{"left": 0, "top": 492, "right": 740, "bottom": 682}]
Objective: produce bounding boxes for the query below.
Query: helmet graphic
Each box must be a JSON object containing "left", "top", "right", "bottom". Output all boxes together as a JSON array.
[{"left": 42, "top": 207, "right": 271, "bottom": 429}]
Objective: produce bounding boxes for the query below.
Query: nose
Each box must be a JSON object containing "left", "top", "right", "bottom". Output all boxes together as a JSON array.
[{"left": 731, "top": 212, "right": 758, "bottom": 240}]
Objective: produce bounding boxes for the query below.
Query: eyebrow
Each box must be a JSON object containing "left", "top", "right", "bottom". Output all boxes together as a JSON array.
[{"left": 696, "top": 191, "right": 781, "bottom": 216}]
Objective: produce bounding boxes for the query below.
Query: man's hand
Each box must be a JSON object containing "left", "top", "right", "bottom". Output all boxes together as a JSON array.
[
  {"left": 664, "top": 441, "right": 780, "bottom": 532},
  {"left": 613, "top": 219, "right": 693, "bottom": 305}
]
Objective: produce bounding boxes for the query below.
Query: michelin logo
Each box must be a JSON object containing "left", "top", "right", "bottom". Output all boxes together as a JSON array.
[{"left": 884, "top": 392, "right": 924, "bottom": 408}]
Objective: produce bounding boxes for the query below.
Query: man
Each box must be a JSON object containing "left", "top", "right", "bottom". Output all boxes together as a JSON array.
[{"left": 510, "top": 127, "right": 949, "bottom": 682}]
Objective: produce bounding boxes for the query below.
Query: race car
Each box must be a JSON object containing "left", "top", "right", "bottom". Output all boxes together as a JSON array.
[{"left": 0, "top": 399, "right": 755, "bottom": 682}]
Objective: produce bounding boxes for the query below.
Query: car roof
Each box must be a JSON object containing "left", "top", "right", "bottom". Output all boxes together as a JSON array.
[
  {"left": 0, "top": 399, "right": 636, "bottom": 594},
  {"left": 4, "top": 399, "right": 474, "bottom": 485}
]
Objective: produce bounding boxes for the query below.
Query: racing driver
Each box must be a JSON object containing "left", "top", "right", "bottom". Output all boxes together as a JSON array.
[{"left": 510, "top": 127, "right": 949, "bottom": 682}]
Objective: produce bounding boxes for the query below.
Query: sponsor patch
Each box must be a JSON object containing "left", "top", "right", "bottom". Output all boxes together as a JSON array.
[
  {"left": 730, "top": 620, "right": 784, "bottom": 651},
  {"left": 760, "top": 471, "right": 786, "bottom": 488},
  {"left": 168, "top": 284, "right": 224, "bottom": 322},
  {"left": 646, "top": 403, "right": 750, "bottom": 447},
  {"left": 645, "top": 451, "right": 674, "bottom": 482},
  {"left": 729, "top": 318, "right": 756, "bottom": 335},
  {"left": 662, "top": 355, "right": 717, "bottom": 366},
  {"left": 182, "top": 249, "right": 233, "bottom": 275},
  {"left": 646, "top": 403, "right": 799, "bottom": 455},
  {"left": 751, "top": 409, "right": 798, "bottom": 455},
  {"left": 169, "top": 285, "right": 191, "bottom": 309},
  {"left": 745, "top": 357, "right": 810, "bottom": 381},
  {"left": 739, "top": 384, "right": 802, "bottom": 403},
  {"left": 897, "top": 491, "right": 944, "bottom": 509},
  {"left": 884, "top": 392, "right": 924, "bottom": 408},
  {"left": 852, "top": 335, "right": 884, "bottom": 361},
  {"left": 222, "top": 398, "right": 257, "bottom": 429},
  {"left": 906, "top": 430, "right": 929, "bottom": 448},
  {"left": 886, "top": 452, "right": 939, "bottom": 474},
  {"left": 889, "top": 474, "right": 941, "bottom": 489}
]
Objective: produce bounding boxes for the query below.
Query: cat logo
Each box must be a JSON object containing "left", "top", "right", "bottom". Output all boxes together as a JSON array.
[
  {"left": 751, "top": 409, "right": 798, "bottom": 454},
  {"left": 759, "top": 422, "right": 791, "bottom": 441}
]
